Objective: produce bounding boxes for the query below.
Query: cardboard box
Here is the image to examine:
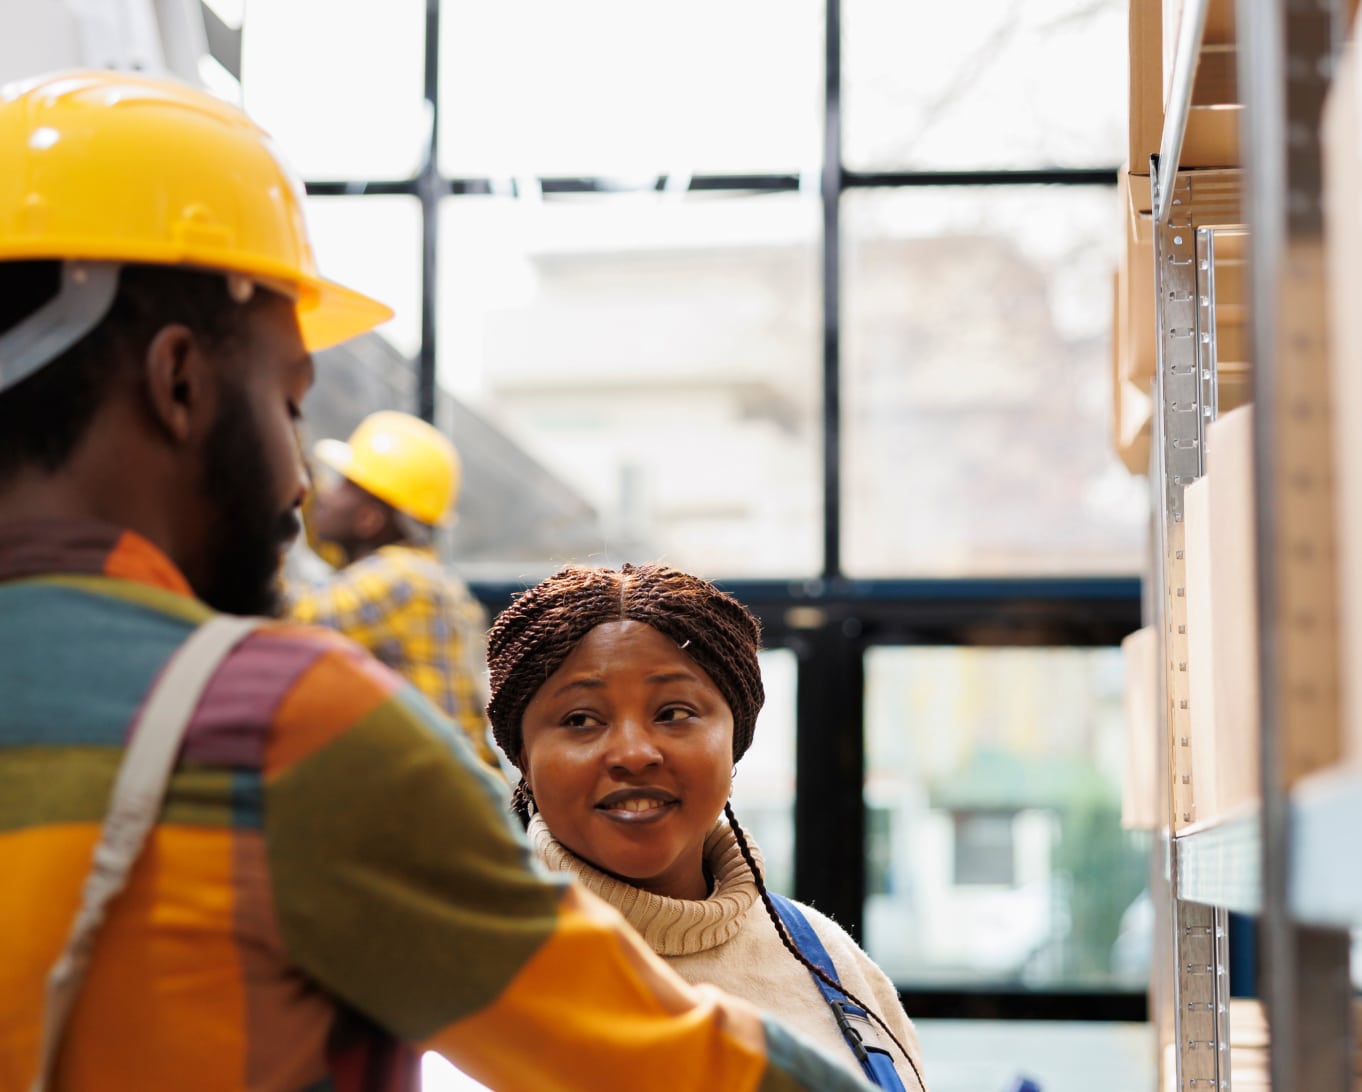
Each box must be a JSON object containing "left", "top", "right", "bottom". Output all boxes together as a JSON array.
[
  {"left": 1179, "top": 0, "right": 1241, "bottom": 167},
  {"left": 1131, "top": 0, "right": 1166, "bottom": 174},
  {"left": 1113, "top": 172, "right": 1158, "bottom": 472},
  {"left": 1323, "top": 35, "right": 1362, "bottom": 769},
  {"left": 1184, "top": 476, "right": 1220, "bottom": 822},
  {"left": 1136, "top": 409, "right": 1260, "bottom": 829},
  {"left": 1181, "top": 109, "right": 1241, "bottom": 169},
  {"left": 1132, "top": 0, "right": 1240, "bottom": 237},
  {"left": 1164, "top": 0, "right": 1237, "bottom": 110},
  {"left": 1119, "top": 172, "right": 1159, "bottom": 388},
  {"left": 1111, "top": 269, "right": 1152, "bottom": 475},
  {"left": 1206, "top": 405, "right": 1260, "bottom": 815}
]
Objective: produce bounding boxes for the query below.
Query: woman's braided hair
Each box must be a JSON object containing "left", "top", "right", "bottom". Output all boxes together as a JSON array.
[
  {"left": 486, "top": 562, "right": 922, "bottom": 1085},
  {"left": 725, "top": 801, "right": 924, "bottom": 1087}
]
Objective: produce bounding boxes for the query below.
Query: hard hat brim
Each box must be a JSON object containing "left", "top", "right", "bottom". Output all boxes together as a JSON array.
[
  {"left": 297, "top": 274, "right": 394, "bottom": 352},
  {"left": 312, "top": 437, "right": 354, "bottom": 479}
]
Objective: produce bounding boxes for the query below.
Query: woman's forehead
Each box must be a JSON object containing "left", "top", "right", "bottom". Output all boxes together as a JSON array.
[{"left": 555, "top": 620, "right": 691, "bottom": 672}]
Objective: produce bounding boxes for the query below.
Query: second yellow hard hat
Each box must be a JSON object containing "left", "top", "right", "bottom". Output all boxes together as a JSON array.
[{"left": 314, "top": 411, "right": 461, "bottom": 526}]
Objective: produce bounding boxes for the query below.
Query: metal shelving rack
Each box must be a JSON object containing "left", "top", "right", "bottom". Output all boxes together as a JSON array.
[
  {"left": 1150, "top": 153, "right": 1237, "bottom": 1092},
  {"left": 1241, "top": 4, "right": 1356, "bottom": 1090},
  {"left": 1140, "top": 0, "right": 1359, "bottom": 1088}
]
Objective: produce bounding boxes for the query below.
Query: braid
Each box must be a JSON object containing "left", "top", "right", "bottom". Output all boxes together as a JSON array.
[
  {"left": 510, "top": 778, "right": 535, "bottom": 827},
  {"left": 724, "top": 802, "right": 926, "bottom": 1091}
]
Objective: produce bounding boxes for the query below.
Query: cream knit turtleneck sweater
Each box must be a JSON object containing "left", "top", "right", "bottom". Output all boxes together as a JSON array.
[{"left": 529, "top": 814, "right": 928, "bottom": 1091}]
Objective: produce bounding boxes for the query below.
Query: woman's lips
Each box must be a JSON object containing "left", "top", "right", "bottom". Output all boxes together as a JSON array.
[{"left": 595, "top": 789, "right": 679, "bottom": 822}]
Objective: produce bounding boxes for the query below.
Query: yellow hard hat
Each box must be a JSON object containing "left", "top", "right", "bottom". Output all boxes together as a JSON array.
[
  {"left": 0, "top": 70, "right": 391, "bottom": 359},
  {"left": 314, "top": 411, "right": 461, "bottom": 526}
]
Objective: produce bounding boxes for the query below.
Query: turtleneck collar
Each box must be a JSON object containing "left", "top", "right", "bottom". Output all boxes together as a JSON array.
[{"left": 527, "top": 812, "right": 766, "bottom": 957}]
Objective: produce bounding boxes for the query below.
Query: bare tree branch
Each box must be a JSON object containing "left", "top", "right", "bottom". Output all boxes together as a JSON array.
[
  {"left": 889, "top": 5, "right": 1024, "bottom": 160},
  {"left": 1036, "top": 0, "right": 1122, "bottom": 34}
]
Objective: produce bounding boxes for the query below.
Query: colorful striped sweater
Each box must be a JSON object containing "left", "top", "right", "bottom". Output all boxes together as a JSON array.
[{"left": 0, "top": 519, "right": 869, "bottom": 1092}]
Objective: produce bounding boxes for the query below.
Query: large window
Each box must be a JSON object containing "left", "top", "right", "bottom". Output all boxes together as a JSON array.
[
  {"left": 234, "top": 0, "right": 1144, "bottom": 1047},
  {"left": 305, "top": 196, "right": 424, "bottom": 359},
  {"left": 438, "top": 193, "right": 822, "bottom": 579},
  {"left": 241, "top": 0, "right": 428, "bottom": 180},
  {"left": 732, "top": 650, "right": 798, "bottom": 895},
  {"left": 438, "top": 0, "right": 824, "bottom": 177},
  {"left": 843, "top": 0, "right": 1127, "bottom": 171},
  {"left": 864, "top": 646, "right": 1148, "bottom": 991},
  {"left": 844, "top": 186, "right": 1147, "bottom": 577}
]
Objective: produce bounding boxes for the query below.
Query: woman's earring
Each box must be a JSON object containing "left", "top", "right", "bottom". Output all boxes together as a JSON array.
[{"left": 512, "top": 777, "right": 537, "bottom": 815}]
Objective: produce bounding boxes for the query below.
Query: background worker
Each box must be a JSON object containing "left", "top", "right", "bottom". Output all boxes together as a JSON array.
[
  {"left": 0, "top": 69, "right": 871, "bottom": 1092},
  {"left": 291, "top": 410, "right": 499, "bottom": 769}
]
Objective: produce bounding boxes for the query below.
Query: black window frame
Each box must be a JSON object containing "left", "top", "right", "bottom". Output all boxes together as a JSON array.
[{"left": 275, "top": 0, "right": 1144, "bottom": 1022}]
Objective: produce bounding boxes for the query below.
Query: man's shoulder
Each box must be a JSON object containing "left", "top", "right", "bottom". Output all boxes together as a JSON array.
[
  {"left": 347, "top": 545, "right": 437, "bottom": 592},
  {"left": 241, "top": 619, "right": 397, "bottom": 691},
  {"left": 374, "top": 546, "right": 481, "bottom": 604},
  {"left": 234, "top": 620, "right": 434, "bottom": 776},
  {"left": 249, "top": 616, "right": 363, "bottom": 652}
]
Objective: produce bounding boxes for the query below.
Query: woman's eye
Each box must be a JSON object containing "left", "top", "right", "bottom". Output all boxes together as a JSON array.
[
  {"left": 563, "top": 712, "right": 600, "bottom": 729},
  {"left": 657, "top": 706, "right": 693, "bottom": 723}
]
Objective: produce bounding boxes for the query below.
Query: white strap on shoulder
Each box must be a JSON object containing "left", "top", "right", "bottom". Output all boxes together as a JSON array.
[{"left": 30, "top": 614, "right": 263, "bottom": 1092}]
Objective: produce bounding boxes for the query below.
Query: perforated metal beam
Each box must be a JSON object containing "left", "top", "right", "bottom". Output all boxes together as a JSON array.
[{"left": 1152, "top": 159, "right": 1230, "bottom": 1092}]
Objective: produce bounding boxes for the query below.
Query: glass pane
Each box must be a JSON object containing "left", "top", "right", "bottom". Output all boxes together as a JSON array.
[
  {"left": 438, "top": 1, "right": 823, "bottom": 177},
  {"left": 843, "top": 186, "right": 1148, "bottom": 577},
  {"left": 730, "top": 649, "right": 797, "bottom": 896},
  {"left": 844, "top": 0, "right": 1127, "bottom": 171},
  {"left": 864, "top": 646, "right": 1151, "bottom": 992},
  {"left": 242, "top": 0, "right": 428, "bottom": 180},
  {"left": 304, "top": 196, "right": 422, "bottom": 359},
  {"left": 916, "top": 1020, "right": 1154, "bottom": 1092},
  {"left": 438, "top": 192, "right": 822, "bottom": 580}
]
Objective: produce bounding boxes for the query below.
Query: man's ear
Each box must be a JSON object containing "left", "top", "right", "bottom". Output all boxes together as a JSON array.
[
  {"left": 353, "top": 498, "right": 388, "bottom": 539},
  {"left": 143, "top": 324, "right": 209, "bottom": 444}
]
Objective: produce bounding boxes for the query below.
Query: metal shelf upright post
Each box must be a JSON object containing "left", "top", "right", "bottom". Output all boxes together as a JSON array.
[
  {"left": 1238, "top": 1, "right": 1356, "bottom": 1089},
  {"left": 1132, "top": 0, "right": 1362, "bottom": 1085},
  {"left": 1151, "top": 157, "right": 1232, "bottom": 1091}
]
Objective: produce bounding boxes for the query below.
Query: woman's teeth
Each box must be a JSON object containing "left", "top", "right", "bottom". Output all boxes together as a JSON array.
[{"left": 608, "top": 798, "right": 669, "bottom": 812}]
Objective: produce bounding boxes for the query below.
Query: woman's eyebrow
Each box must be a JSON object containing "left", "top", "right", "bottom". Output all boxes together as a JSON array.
[
  {"left": 550, "top": 678, "right": 606, "bottom": 697},
  {"left": 645, "top": 671, "right": 700, "bottom": 686}
]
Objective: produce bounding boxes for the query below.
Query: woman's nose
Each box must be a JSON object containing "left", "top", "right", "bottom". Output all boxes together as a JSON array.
[{"left": 605, "top": 718, "right": 663, "bottom": 773}]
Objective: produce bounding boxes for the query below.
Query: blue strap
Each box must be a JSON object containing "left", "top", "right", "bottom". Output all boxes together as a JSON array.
[{"left": 768, "top": 893, "right": 908, "bottom": 1092}]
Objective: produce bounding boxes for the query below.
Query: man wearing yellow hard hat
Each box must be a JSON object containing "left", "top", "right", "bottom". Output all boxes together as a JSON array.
[
  {"left": 0, "top": 70, "right": 872, "bottom": 1092},
  {"left": 290, "top": 410, "right": 501, "bottom": 770}
]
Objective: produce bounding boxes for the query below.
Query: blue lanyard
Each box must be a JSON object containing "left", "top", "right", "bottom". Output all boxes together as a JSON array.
[{"left": 768, "top": 892, "right": 910, "bottom": 1091}]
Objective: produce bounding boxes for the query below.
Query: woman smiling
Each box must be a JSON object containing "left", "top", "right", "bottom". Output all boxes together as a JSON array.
[{"left": 487, "top": 563, "right": 928, "bottom": 1091}]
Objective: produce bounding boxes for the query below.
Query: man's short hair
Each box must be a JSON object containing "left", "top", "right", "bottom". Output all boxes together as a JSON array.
[{"left": 0, "top": 261, "right": 249, "bottom": 483}]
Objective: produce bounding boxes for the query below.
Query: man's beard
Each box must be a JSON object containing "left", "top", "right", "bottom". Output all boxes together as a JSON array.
[{"left": 197, "top": 384, "right": 299, "bottom": 617}]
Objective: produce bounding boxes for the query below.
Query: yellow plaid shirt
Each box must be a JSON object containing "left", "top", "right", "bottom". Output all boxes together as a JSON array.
[{"left": 289, "top": 544, "right": 500, "bottom": 769}]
